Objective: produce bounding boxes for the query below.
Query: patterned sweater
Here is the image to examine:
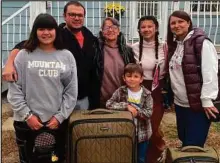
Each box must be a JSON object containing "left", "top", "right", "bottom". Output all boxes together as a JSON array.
[{"left": 106, "top": 85, "right": 153, "bottom": 142}]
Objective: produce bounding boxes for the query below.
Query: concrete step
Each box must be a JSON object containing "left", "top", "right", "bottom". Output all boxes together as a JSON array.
[
  {"left": 2, "top": 103, "right": 12, "bottom": 115},
  {"left": 2, "top": 117, "right": 14, "bottom": 131},
  {"left": 2, "top": 101, "right": 14, "bottom": 132},
  {"left": 2, "top": 103, "right": 13, "bottom": 124}
]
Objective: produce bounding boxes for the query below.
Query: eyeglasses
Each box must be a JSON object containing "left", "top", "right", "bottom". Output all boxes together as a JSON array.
[
  {"left": 67, "top": 13, "right": 84, "bottom": 18},
  {"left": 103, "top": 25, "right": 118, "bottom": 31}
]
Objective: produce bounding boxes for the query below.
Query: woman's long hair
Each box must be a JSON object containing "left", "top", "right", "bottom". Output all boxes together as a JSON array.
[
  {"left": 24, "top": 13, "right": 64, "bottom": 52},
  {"left": 137, "top": 16, "right": 159, "bottom": 64},
  {"left": 137, "top": 16, "right": 160, "bottom": 77},
  {"left": 167, "top": 10, "right": 193, "bottom": 58}
]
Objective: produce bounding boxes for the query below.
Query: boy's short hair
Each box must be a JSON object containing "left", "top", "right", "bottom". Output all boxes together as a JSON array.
[{"left": 124, "top": 63, "right": 143, "bottom": 76}]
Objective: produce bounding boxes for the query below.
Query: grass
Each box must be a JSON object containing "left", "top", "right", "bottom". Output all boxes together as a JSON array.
[
  {"left": 212, "top": 122, "right": 220, "bottom": 132},
  {"left": 162, "top": 112, "right": 220, "bottom": 156},
  {"left": 2, "top": 130, "right": 19, "bottom": 163},
  {"left": 163, "top": 124, "right": 178, "bottom": 139},
  {"left": 2, "top": 106, "right": 220, "bottom": 163}
]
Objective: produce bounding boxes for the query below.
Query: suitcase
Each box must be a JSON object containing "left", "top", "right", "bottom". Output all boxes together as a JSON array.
[
  {"left": 165, "top": 146, "right": 219, "bottom": 163},
  {"left": 67, "top": 109, "right": 136, "bottom": 163}
]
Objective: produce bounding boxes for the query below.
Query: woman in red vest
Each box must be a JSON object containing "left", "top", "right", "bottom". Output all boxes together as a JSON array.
[{"left": 167, "top": 10, "right": 219, "bottom": 147}]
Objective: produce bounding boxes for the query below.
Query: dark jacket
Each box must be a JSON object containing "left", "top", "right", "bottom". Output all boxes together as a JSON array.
[
  {"left": 94, "top": 32, "right": 135, "bottom": 106},
  {"left": 59, "top": 24, "right": 101, "bottom": 109},
  {"left": 13, "top": 40, "right": 27, "bottom": 50},
  {"left": 96, "top": 32, "right": 135, "bottom": 79}
]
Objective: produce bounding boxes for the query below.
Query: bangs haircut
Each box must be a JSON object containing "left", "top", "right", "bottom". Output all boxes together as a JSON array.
[
  {"left": 34, "top": 14, "right": 58, "bottom": 29},
  {"left": 24, "top": 13, "right": 64, "bottom": 52},
  {"left": 124, "top": 63, "right": 143, "bottom": 76}
]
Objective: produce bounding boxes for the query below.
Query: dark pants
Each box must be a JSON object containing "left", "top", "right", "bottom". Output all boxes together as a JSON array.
[
  {"left": 175, "top": 104, "right": 211, "bottom": 147},
  {"left": 14, "top": 120, "right": 68, "bottom": 163},
  {"left": 142, "top": 80, "right": 166, "bottom": 163}
]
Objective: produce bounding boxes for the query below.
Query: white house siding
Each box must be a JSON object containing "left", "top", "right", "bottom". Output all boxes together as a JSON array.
[{"left": 2, "top": 1, "right": 220, "bottom": 66}]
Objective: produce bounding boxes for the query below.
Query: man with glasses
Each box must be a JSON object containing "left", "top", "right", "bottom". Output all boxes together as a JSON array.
[
  {"left": 3, "top": 1, "right": 101, "bottom": 110},
  {"left": 60, "top": 1, "right": 100, "bottom": 110}
]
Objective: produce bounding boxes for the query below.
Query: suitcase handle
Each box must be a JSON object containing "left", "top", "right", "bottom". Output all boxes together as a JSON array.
[
  {"left": 89, "top": 109, "right": 113, "bottom": 115},
  {"left": 181, "top": 146, "right": 207, "bottom": 152}
]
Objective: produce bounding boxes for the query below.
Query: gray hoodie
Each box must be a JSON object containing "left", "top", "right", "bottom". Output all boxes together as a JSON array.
[{"left": 7, "top": 48, "right": 78, "bottom": 123}]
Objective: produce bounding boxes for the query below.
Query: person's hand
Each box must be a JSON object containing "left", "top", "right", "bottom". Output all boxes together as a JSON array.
[
  {"left": 26, "top": 115, "right": 43, "bottom": 130},
  {"left": 204, "top": 106, "right": 219, "bottom": 119},
  {"left": 2, "top": 62, "right": 17, "bottom": 81},
  {"left": 127, "top": 104, "right": 138, "bottom": 117},
  {"left": 46, "top": 117, "right": 60, "bottom": 130}
]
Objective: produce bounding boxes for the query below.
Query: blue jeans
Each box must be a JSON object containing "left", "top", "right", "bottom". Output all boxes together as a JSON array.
[
  {"left": 175, "top": 104, "right": 211, "bottom": 147},
  {"left": 138, "top": 141, "right": 149, "bottom": 163}
]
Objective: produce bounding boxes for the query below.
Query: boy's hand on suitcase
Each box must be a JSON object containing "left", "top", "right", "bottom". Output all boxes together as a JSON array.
[
  {"left": 46, "top": 117, "right": 60, "bottom": 129},
  {"left": 26, "top": 115, "right": 43, "bottom": 130},
  {"left": 127, "top": 105, "right": 138, "bottom": 117}
]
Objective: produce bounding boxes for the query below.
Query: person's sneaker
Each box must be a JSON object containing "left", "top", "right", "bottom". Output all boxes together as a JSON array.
[
  {"left": 157, "top": 156, "right": 164, "bottom": 163},
  {"left": 157, "top": 149, "right": 166, "bottom": 163}
]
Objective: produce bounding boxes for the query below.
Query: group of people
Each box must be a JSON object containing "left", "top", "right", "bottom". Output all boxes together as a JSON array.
[{"left": 3, "top": 1, "right": 219, "bottom": 163}]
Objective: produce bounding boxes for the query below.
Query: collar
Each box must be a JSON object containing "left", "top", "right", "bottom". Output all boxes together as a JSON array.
[
  {"left": 121, "top": 85, "right": 151, "bottom": 97},
  {"left": 175, "top": 30, "right": 194, "bottom": 44}
]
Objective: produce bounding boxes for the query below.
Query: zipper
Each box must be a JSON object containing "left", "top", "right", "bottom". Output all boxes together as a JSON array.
[
  {"left": 174, "top": 156, "right": 218, "bottom": 163},
  {"left": 69, "top": 118, "right": 135, "bottom": 130}
]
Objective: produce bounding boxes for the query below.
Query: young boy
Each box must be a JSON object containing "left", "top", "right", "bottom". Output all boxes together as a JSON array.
[{"left": 106, "top": 63, "right": 153, "bottom": 163}]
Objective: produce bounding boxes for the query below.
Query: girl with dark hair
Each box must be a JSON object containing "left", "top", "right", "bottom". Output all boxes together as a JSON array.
[
  {"left": 132, "top": 16, "right": 168, "bottom": 163},
  {"left": 97, "top": 17, "right": 135, "bottom": 107},
  {"left": 167, "top": 10, "right": 219, "bottom": 147},
  {"left": 7, "top": 13, "right": 78, "bottom": 163},
  {"left": 24, "top": 13, "right": 64, "bottom": 52}
]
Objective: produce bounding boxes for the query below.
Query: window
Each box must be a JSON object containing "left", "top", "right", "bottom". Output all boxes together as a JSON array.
[
  {"left": 129, "top": 1, "right": 161, "bottom": 40},
  {"left": 137, "top": 1, "right": 158, "bottom": 18},
  {"left": 191, "top": 1, "right": 220, "bottom": 13}
]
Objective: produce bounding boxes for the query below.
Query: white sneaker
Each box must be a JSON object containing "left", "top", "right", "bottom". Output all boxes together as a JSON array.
[{"left": 157, "top": 149, "right": 166, "bottom": 163}]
